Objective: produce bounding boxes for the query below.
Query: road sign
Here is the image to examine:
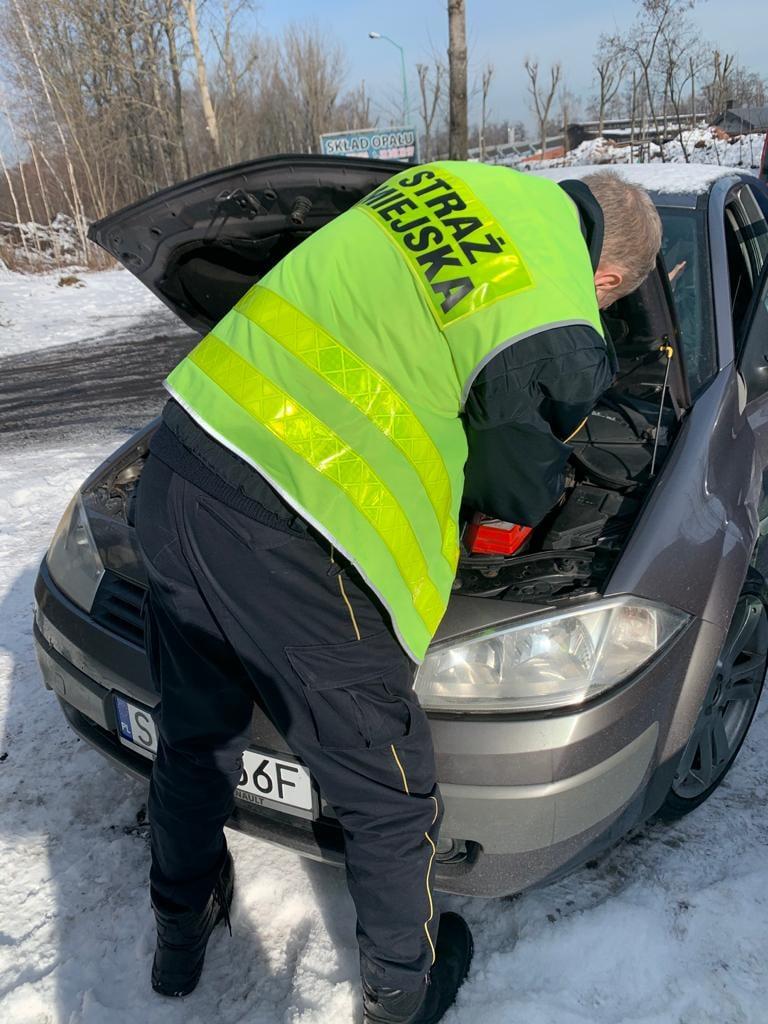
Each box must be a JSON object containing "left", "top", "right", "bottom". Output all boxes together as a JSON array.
[{"left": 319, "top": 126, "right": 418, "bottom": 163}]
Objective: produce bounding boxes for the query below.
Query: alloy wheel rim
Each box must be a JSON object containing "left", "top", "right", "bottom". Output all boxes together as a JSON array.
[{"left": 672, "top": 594, "right": 768, "bottom": 800}]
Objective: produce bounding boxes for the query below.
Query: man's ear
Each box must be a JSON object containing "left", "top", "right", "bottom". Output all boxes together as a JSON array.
[{"left": 594, "top": 264, "right": 624, "bottom": 308}]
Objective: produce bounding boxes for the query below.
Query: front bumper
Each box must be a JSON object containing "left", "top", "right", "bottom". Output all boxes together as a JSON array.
[{"left": 34, "top": 559, "right": 722, "bottom": 897}]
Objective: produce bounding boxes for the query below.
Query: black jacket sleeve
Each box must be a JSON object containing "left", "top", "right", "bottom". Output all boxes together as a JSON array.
[{"left": 462, "top": 324, "right": 615, "bottom": 526}]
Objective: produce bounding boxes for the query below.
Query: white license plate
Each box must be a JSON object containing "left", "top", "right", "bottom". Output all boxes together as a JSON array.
[{"left": 113, "top": 696, "right": 315, "bottom": 817}]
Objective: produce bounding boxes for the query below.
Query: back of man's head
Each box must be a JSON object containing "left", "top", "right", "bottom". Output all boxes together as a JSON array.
[{"left": 582, "top": 170, "right": 662, "bottom": 304}]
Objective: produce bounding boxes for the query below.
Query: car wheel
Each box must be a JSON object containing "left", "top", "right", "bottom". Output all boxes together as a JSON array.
[{"left": 658, "top": 571, "right": 768, "bottom": 819}]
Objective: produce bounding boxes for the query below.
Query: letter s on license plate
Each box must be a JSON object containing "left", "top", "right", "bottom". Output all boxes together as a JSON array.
[{"left": 113, "top": 696, "right": 316, "bottom": 818}]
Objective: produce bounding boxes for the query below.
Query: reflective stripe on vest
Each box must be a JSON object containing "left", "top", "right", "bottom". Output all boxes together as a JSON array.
[
  {"left": 165, "top": 162, "right": 604, "bottom": 659},
  {"left": 166, "top": 353, "right": 440, "bottom": 657},
  {"left": 234, "top": 285, "right": 459, "bottom": 570},
  {"left": 184, "top": 331, "right": 446, "bottom": 634}
]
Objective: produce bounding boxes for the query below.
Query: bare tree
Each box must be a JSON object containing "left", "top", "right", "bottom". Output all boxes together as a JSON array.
[
  {"left": 721, "top": 63, "right": 765, "bottom": 115},
  {"left": 478, "top": 64, "right": 493, "bottom": 161},
  {"left": 0, "top": 92, "right": 40, "bottom": 258},
  {"left": 447, "top": 0, "right": 467, "bottom": 159},
  {"left": 9, "top": 68, "right": 56, "bottom": 229},
  {"left": 1, "top": 1, "right": 363, "bottom": 204},
  {"left": 524, "top": 58, "right": 562, "bottom": 160},
  {"left": 704, "top": 50, "right": 736, "bottom": 119},
  {"left": 623, "top": 0, "right": 696, "bottom": 163},
  {"left": 558, "top": 84, "right": 581, "bottom": 160},
  {"left": 0, "top": 146, "right": 30, "bottom": 264},
  {"left": 4, "top": 0, "right": 172, "bottom": 213},
  {"left": 211, "top": 1, "right": 260, "bottom": 164},
  {"left": 629, "top": 69, "right": 639, "bottom": 161},
  {"left": 281, "top": 24, "right": 344, "bottom": 152},
  {"left": 7, "top": 0, "right": 89, "bottom": 254},
  {"left": 593, "top": 33, "right": 626, "bottom": 135},
  {"left": 161, "top": 0, "right": 191, "bottom": 179},
  {"left": 417, "top": 62, "right": 444, "bottom": 162},
  {"left": 658, "top": 16, "right": 706, "bottom": 161},
  {"left": 335, "top": 80, "right": 373, "bottom": 131},
  {"left": 181, "top": 0, "right": 221, "bottom": 160}
]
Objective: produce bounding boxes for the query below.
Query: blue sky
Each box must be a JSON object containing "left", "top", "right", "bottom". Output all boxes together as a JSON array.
[
  {"left": 1, "top": 0, "right": 762, "bottom": 159},
  {"left": 253, "top": 0, "right": 766, "bottom": 128}
]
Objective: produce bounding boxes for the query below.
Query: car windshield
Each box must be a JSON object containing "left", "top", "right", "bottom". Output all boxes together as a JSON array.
[{"left": 658, "top": 205, "right": 717, "bottom": 395}]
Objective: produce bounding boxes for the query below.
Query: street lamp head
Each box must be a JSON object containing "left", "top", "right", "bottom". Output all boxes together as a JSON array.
[{"left": 367, "top": 31, "right": 410, "bottom": 128}]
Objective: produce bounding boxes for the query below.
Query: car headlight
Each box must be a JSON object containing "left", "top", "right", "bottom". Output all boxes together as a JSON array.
[
  {"left": 46, "top": 493, "right": 105, "bottom": 612},
  {"left": 415, "top": 597, "right": 690, "bottom": 712}
]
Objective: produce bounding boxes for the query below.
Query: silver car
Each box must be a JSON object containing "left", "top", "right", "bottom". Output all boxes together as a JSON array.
[{"left": 33, "top": 157, "right": 768, "bottom": 896}]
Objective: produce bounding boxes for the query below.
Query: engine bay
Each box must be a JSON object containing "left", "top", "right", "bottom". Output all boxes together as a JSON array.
[
  {"left": 455, "top": 386, "right": 676, "bottom": 604},
  {"left": 454, "top": 269, "right": 685, "bottom": 605}
]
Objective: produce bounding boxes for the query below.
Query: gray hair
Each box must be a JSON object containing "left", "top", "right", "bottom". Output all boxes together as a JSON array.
[{"left": 581, "top": 170, "right": 663, "bottom": 299}]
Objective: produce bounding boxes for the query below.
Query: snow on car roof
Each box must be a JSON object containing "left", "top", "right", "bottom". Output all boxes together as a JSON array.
[{"left": 533, "top": 163, "right": 746, "bottom": 195}]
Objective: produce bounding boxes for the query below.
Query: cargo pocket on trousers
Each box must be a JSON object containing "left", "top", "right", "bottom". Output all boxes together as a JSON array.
[{"left": 285, "top": 629, "right": 414, "bottom": 751}]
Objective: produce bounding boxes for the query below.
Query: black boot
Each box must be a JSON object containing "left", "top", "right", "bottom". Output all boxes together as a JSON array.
[
  {"left": 151, "top": 850, "right": 235, "bottom": 997},
  {"left": 362, "top": 912, "right": 473, "bottom": 1024}
]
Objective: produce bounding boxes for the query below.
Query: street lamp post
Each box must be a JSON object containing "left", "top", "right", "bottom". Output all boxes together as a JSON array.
[{"left": 368, "top": 31, "right": 410, "bottom": 125}]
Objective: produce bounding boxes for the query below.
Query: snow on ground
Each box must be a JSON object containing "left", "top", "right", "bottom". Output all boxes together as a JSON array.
[
  {"left": 566, "top": 128, "right": 765, "bottom": 170},
  {"left": 2, "top": 439, "right": 768, "bottom": 1024},
  {"left": 511, "top": 127, "right": 765, "bottom": 179},
  {"left": 0, "top": 267, "right": 179, "bottom": 359},
  {"left": 2, "top": 162, "right": 768, "bottom": 1021}
]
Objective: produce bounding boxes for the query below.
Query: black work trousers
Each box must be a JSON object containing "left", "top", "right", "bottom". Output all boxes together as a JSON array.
[{"left": 134, "top": 453, "right": 443, "bottom": 991}]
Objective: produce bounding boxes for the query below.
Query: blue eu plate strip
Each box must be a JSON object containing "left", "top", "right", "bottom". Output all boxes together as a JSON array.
[{"left": 114, "top": 697, "right": 133, "bottom": 742}]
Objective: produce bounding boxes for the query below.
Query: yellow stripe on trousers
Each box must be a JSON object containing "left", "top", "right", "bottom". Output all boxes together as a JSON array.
[
  {"left": 188, "top": 333, "right": 445, "bottom": 635},
  {"left": 390, "top": 745, "right": 440, "bottom": 967}
]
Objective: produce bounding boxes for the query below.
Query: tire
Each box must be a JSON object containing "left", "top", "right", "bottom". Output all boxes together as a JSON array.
[{"left": 658, "top": 569, "right": 768, "bottom": 820}]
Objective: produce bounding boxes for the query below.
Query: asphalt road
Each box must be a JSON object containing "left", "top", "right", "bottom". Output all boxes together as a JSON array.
[{"left": 0, "top": 319, "right": 198, "bottom": 448}]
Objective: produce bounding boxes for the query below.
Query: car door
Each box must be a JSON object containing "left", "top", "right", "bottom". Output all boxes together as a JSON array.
[
  {"left": 731, "top": 182, "right": 768, "bottom": 404},
  {"left": 737, "top": 251, "right": 768, "bottom": 574},
  {"left": 739, "top": 260, "right": 768, "bottom": 404}
]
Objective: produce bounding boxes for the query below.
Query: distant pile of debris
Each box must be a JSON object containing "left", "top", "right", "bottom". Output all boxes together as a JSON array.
[
  {"left": 514, "top": 127, "right": 767, "bottom": 171},
  {"left": 0, "top": 214, "right": 91, "bottom": 273}
]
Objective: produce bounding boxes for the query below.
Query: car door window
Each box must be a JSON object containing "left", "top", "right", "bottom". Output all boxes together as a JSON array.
[
  {"left": 724, "top": 201, "right": 755, "bottom": 341},
  {"left": 738, "top": 260, "right": 768, "bottom": 402},
  {"left": 724, "top": 187, "right": 768, "bottom": 342},
  {"left": 658, "top": 207, "right": 716, "bottom": 395},
  {"left": 739, "top": 186, "right": 768, "bottom": 273}
]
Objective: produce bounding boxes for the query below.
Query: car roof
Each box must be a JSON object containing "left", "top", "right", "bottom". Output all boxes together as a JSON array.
[{"left": 532, "top": 163, "right": 746, "bottom": 207}]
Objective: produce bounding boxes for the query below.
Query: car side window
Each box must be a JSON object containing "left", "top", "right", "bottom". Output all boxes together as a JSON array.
[
  {"left": 658, "top": 207, "right": 717, "bottom": 395},
  {"left": 724, "top": 198, "right": 757, "bottom": 341},
  {"left": 739, "top": 261, "right": 768, "bottom": 403},
  {"left": 740, "top": 186, "right": 768, "bottom": 274}
]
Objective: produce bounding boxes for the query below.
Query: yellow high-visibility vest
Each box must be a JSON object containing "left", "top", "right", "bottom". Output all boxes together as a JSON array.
[{"left": 165, "top": 162, "right": 604, "bottom": 660}]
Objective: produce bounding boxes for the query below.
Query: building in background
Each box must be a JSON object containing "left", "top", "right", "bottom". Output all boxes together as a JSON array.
[{"left": 713, "top": 104, "right": 768, "bottom": 136}]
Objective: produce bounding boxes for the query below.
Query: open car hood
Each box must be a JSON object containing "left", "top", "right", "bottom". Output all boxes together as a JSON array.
[
  {"left": 88, "top": 154, "right": 404, "bottom": 333},
  {"left": 90, "top": 153, "right": 689, "bottom": 410}
]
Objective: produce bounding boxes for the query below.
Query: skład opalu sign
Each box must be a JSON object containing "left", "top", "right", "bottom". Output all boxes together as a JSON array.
[{"left": 320, "top": 127, "right": 418, "bottom": 163}]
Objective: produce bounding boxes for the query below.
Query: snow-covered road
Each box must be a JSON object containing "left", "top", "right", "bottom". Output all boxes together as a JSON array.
[
  {"left": 0, "top": 267, "right": 196, "bottom": 448},
  {"left": 0, "top": 268, "right": 180, "bottom": 360},
  {"left": 2, "top": 439, "right": 768, "bottom": 1024}
]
